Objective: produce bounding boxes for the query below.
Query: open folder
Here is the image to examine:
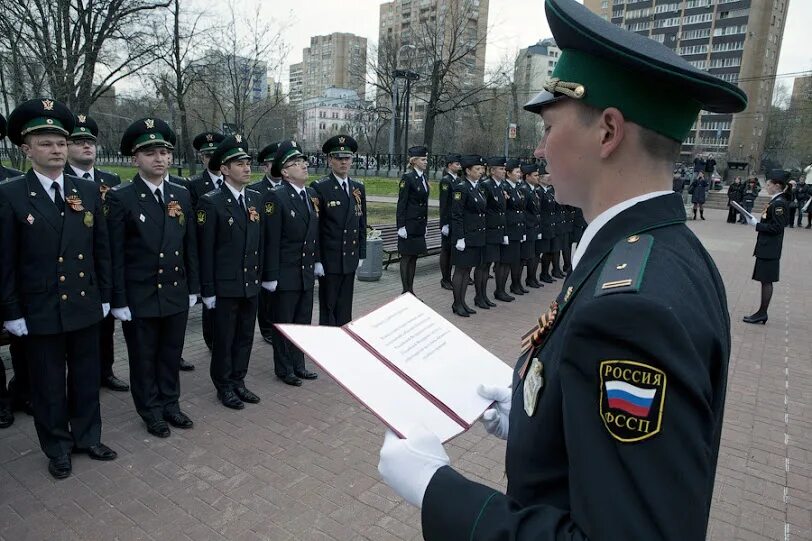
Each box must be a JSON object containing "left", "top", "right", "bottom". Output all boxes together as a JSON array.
[
  {"left": 730, "top": 200, "right": 754, "bottom": 221},
  {"left": 277, "top": 294, "right": 513, "bottom": 442}
]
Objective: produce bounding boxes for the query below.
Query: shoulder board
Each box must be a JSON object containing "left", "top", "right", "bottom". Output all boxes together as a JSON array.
[
  {"left": 314, "top": 176, "right": 330, "bottom": 185},
  {"left": 200, "top": 190, "right": 217, "bottom": 200},
  {"left": 352, "top": 179, "right": 364, "bottom": 186},
  {"left": 245, "top": 187, "right": 261, "bottom": 196},
  {"left": 594, "top": 234, "right": 654, "bottom": 297}
]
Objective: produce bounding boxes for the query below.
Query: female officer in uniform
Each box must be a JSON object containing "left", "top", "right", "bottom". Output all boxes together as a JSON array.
[
  {"left": 503, "top": 159, "right": 528, "bottom": 296},
  {"left": 519, "top": 163, "right": 543, "bottom": 289},
  {"left": 396, "top": 146, "right": 430, "bottom": 295},
  {"left": 450, "top": 156, "right": 486, "bottom": 317}
]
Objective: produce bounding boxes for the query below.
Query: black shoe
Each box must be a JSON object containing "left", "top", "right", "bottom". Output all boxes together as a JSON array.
[
  {"left": 806, "top": 225, "right": 811, "bottom": 229},
  {"left": 452, "top": 304, "right": 470, "bottom": 317},
  {"left": 552, "top": 270, "right": 565, "bottom": 279},
  {"left": 742, "top": 313, "right": 768, "bottom": 325},
  {"left": 77, "top": 443, "right": 117, "bottom": 461},
  {"left": 102, "top": 374, "right": 129, "bottom": 392},
  {"left": 218, "top": 390, "right": 245, "bottom": 409},
  {"left": 235, "top": 386, "right": 261, "bottom": 403},
  {"left": 484, "top": 297, "right": 497, "bottom": 307},
  {"left": 526, "top": 279, "right": 541, "bottom": 289},
  {"left": 474, "top": 298, "right": 490, "bottom": 309},
  {"left": 279, "top": 374, "right": 303, "bottom": 386},
  {"left": 494, "top": 291, "right": 515, "bottom": 302},
  {"left": 462, "top": 303, "right": 477, "bottom": 315},
  {"left": 440, "top": 280, "right": 453, "bottom": 290},
  {"left": 539, "top": 274, "right": 554, "bottom": 284},
  {"left": 509, "top": 286, "right": 526, "bottom": 296},
  {"left": 179, "top": 358, "right": 195, "bottom": 372},
  {"left": 146, "top": 419, "right": 171, "bottom": 438},
  {"left": 48, "top": 455, "right": 72, "bottom": 479},
  {"left": 0, "top": 405, "right": 13, "bottom": 428},
  {"left": 294, "top": 370, "right": 318, "bottom": 380},
  {"left": 164, "top": 411, "right": 194, "bottom": 429}
]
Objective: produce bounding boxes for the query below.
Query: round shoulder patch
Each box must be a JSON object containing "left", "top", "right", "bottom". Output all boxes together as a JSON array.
[{"left": 599, "top": 360, "right": 666, "bottom": 443}]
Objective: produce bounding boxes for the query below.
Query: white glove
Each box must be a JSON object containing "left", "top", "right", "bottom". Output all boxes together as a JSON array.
[
  {"left": 398, "top": 227, "right": 407, "bottom": 239},
  {"left": 537, "top": 233, "right": 542, "bottom": 240},
  {"left": 425, "top": 226, "right": 428, "bottom": 235},
  {"left": 521, "top": 234, "right": 526, "bottom": 242},
  {"left": 358, "top": 259, "right": 365, "bottom": 270},
  {"left": 202, "top": 296, "right": 216, "bottom": 309},
  {"left": 378, "top": 426, "right": 450, "bottom": 509},
  {"left": 455, "top": 238, "right": 465, "bottom": 251},
  {"left": 314, "top": 262, "right": 325, "bottom": 278},
  {"left": 478, "top": 384, "right": 511, "bottom": 440},
  {"left": 745, "top": 214, "right": 758, "bottom": 226},
  {"left": 188, "top": 295, "right": 197, "bottom": 308},
  {"left": 102, "top": 303, "right": 110, "bottom": 318},
  {"left": 111, "top": 307, "right": 132, "bottom": 322},
  {"left": 3, "top": 318, "right": 28, "bottom": 337},
  {"left": 262, "top": 281, "right": 278, "bottom": 292},
  {"left": 502, "top": 235, "right": 509, "bottom": 245},
  {"left": 441, "top": 225, "right": 449, "bottom": 236}
]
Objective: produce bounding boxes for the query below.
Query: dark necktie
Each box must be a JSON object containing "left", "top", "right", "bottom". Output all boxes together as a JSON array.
[
  {"left": 300, "top": 190, "right": 310, "bottom": 213},
  {"left": 216, "top": 178, "right": 223, "bottom": 190},
  {"left": 238, "top": 193, "right": 246, "bottom": 213},
  {"left": 52, "top": 182, "right": 65, "bottom": 213},
  {"left": 341, "top": 181, "right": 349, "bottom": 198},
  {"left": 82, "top": 172, "right": 91, "bottom": 180},
  {"left": 155, "top": 188, "right": 164, "bottom": 208}
]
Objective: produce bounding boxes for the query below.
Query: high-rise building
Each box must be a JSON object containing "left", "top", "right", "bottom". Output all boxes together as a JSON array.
[
  {"left": 289, "top": 62, "right": 304, "bottom": 109},
  {"left": 583, "top": 0, "right": 790, "bottom": 166},
  {"left": 514, "top": 38, "right": 560, "bottom": 108},
  {"left": 790, "top": 74, "right": 812, "bottom": 109},
  {"left": 300, "top": 33, "right": 368, "bottom": 101},
  {"left": 378, "top": 0, "right": 489, "bottom": 133}
]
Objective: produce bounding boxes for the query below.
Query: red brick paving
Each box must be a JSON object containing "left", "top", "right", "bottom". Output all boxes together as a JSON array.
[{"left": 1, "top": 207, "right": 811, "bottom": 540}]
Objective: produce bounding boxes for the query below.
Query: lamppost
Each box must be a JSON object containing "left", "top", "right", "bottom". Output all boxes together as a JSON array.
[
  {"left": 389, "top": 44, "right": 417, "bottom": 159},
  {"left": 396, "top": 68, "right": 420, "bottom": 166}
]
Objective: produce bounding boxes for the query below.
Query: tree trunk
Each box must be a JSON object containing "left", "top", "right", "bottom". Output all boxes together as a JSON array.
[{"left": 422, "top": 60, "right": 442, "bottom": 151}]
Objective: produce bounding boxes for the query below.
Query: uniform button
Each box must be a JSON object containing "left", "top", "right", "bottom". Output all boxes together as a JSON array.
[
  {"left": 245, "top": 282, "right": 248, "bottom": 286},
  {"left": 158, "top": 284, "right": 162, "bottom": 289},
  {"left": 244, "top": 267, "right": 248, "bottom": 272},
  {"left": 80, "top": 291, "right": 85, "bottom": 296},
  {"left": 254, "top": 251, "right": 258, "bottom": 255},
  {"left": 58, "top": 256, "right": 64, "bottom": 263},
  {"left": 77, "top": 254, "right": 84, "bottom": 260},
  {"left": 59, "top": 276, "right": 66, "bottom": 282},
  {"left": 301, "top": 265, "right": 305, "bottom": 269},
  {"left": 158, "top": 269, "right": 164, "bottom": 274},
  {"left": 352, "top": 240, "right": 356, "bottom": 245},
  {"left": 173, "top": 282, "right": 178, "bottom": 286},
  {"left": 351, "top": 251, "right": 354, "bottom": 255},
  {"left": 61, "top": 294, "right": 68, "bottom": 300},
  {"left": 175, "top": 267, "right": 179, "bottom": 271},
  {"left": 79, "top": 272, "right": 85, "bottom": 278},
  {"left": 254, "top": 280, "right": 258, "bottom": 284},
  {"left": 254, "top": 266, "right": 258, "bottom": 270},
  {"left": 159, "top": 252, "right": 164, "bottom": 258},
  {"left": 175, "top": 251, "right": 179, "bottom": 256}
]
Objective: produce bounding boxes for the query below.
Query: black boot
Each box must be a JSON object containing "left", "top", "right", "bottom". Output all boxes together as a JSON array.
[
  {"left": 700, "top": 208, "right": 705, "bottom": 220},
  {"left": 440, "top": 247, "right": 453, "bottom": 290},
  {"left": 692, "top": 208, "right": 697, "bottom": 220}
]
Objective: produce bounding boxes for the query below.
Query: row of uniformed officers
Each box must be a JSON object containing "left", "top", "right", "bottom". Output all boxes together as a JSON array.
[{"left": 0, "top": 98, "right": 367, "bottom": 480}]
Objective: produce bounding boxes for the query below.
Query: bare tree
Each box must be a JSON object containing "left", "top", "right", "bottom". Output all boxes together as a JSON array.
[{"left": 0, "top": 0, "right": 170, "bottom": 112}]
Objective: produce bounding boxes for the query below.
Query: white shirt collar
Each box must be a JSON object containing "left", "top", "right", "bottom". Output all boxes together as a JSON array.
[
  {"left": 34, "top": 170, "right": 64, "bottom": 200},
  {"left": 267, "top": 176, "right": 281, "bottom": 186},
  {"left": 771, "top": 191, "right": 783, "bottom": 201},
  {"left": 70, "top": 165, "right": 93, "bottom": 180},
  {"left": 334, "top": 174, "right": 348, "bottom": 184},
  {"left": 572, "top": 191, "right": 673, "bottom": 270},
  {"left": 146, "top": 178, "right": 165, "bottom": 198},
  {"left": 506, "top": 179, "right": 516, "bottom": 188},
  {"left": 287, "top": 181, "right": 307, "bottom": 198},
  {"left": 467, "top": 178, "right": 478, "bottom": 187},
  {"left": 209, "top": 170, "right": 223, "bottom": 183},
  {"left": 224, "top": 181, "right": 244, "bottom": 200}
]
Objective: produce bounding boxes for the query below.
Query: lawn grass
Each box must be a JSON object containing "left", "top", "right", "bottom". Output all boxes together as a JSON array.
[{"left": 365, "top": 202, "right": 439, "bottom": 226}]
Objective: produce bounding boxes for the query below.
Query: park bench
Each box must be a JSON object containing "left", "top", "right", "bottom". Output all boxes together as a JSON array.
[{"left": 374, "top": 219, "right": 443, "bottom": 269}]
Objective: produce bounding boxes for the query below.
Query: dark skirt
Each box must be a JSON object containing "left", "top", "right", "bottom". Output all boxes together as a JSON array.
[
  {"left": 549, "top": 235, "right": 562, "bottom": 252},
  {"left": 752, "top": 258, "right": 779, "bottom": 283},
  {"left": 536, "top": 237, "right": 551, "bottom": 255},
  {"left": 482, "top": 243, "right": 501, "bottom": 263},
  {"left": 520, "top": 239, "right": 535, "bottom": 260},
  {"left": 452, "top": 245, "right": 482, "bottom": 268},
  {"left": 398, "top": 236, "right": 427, "bottom": 256},
  {"left": 441, "top": 234, "right": 453, "bottom": 250},
  {"left": 500, "top": 241, "right": 521, "bottom": 264}
]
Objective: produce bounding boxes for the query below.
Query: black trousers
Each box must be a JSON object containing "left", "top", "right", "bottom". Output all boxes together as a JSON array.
[
  {"left": 202, "top": 305, "right": 214, "bottom": 349},
  {"left": 0, "top": 355, "right": 9, "bottom": 408},
  {"left": 257, "top": 288, "right": 275, "bottom": 339},
  {"left": 122, "top": 311, "right": 188, "bottom": 423},
  {"left": 26, "top": 324, "right": 102, "bottom": 458},
  {"left": 99, "top": 313, "right": 116, "bottom": 379},
  {"left": 271, "top": 289, "right": 314, "bottom": 377},
  {"left": 5, "top": 335, "right": 30, "bottom": 407},
  {"left": 211, "top": 296, "right": 258, "bottom": 394},
  {"left": 318, "top": 273, "right": 355, "bottom": 326}
]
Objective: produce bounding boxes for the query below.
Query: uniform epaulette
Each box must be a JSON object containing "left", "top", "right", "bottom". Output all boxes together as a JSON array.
[
  {"left": 246, "top": 186, "right": 261, "bottom": 196},
  {"left": 201, "top": 190, "right": 217, "bottom": 200},
  {"left": 594, "top": 234, "right": 653, "bottom": 297}
]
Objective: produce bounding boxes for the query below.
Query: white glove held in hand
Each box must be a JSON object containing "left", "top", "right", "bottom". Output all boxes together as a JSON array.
[
  {"left": 3, "top": 318, "right": 28, "bottom": 337},
  {"left": 397, "top": 227, "right": 407, "bottom": 239},
  {"left": 262, "top": 281, "right": 278, "bottom": 292},
  {"left": 188, "top": 295, "right": 197, "bottom": 308},
  {"left": 357, "top": 259, "right": 365, "bottom": 270},
  {"left": 441, "top": 225, "right": 449, "bottom": 236},
  {"left": 537, "top": 233, "right": 542, "bottom": 240},
  {"left": 314, "top": 262, "right": 325, "bottom": 278},
  {"left": 455, "top": 238, "right": 465, "bottom": 251},
  {"left": 102, "top": 303, "right": 110, "bottom": 318},
  {"left": 378, "top": 426, "right": 449, "bottom": 508},
  {"left": 745, "top": 214, "right": 758, "bottom": 226},
  {"left": 202, "top": 296, "right": 216, "bottom": 310},
  {"left": 478, "top": 384, "right": 512, "bottom": 440},
  {"left": 111, "top": 307, "right": 132, "bottom": 322},
  {"left": 502, "top": 235, "right": 509, "bottom": 245}
]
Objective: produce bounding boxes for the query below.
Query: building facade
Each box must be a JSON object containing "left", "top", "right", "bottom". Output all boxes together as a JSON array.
[
  {"left": 583, "top": 0, "right": 789, "bottom": 166},
  {"left": 289, "top": 62, "right": 304, "bottom": 110},
  {"left": 298, "top": 88, "right": 371, "bottom": 152}
]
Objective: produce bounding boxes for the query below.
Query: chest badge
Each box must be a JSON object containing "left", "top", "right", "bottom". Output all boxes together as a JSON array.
[
  {"left": 228, "top": 216, "right": 234, "bottom": 226},
  {"left": 523, "top": 358, "right": 544, "bottom": 417},
  {"left": 26, "top": 213, "right": 35, "bottom": 225},
  {"left": 139, "top": 213, "right": 146, "bottom": 223},
  {"left": 290, "top": 209, "right": 296, "bottom": 218}
]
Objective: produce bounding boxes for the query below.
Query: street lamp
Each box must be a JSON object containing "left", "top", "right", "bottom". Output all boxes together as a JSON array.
[{"left": 389, "top": 44, "right": 417, "bottom": 158}]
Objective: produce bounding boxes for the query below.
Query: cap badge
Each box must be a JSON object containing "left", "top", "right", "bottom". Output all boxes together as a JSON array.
[
  {"left": 41, "top": 99, "right": 54, "bottom": 111},
  {"left": 77, "top": 114, "right": 87, "bottom": 123},
  {"left": 206, "top": 134, "right": 213, "bottom": 141},
  {"left": 144, "top": 119, "right": 155, "bottom": 129},
  {"left": 338, "top": 136, "right": 346, "bottom": 144},
  {"left": 291, "top": 141, "right": 297, "bottom": 148},
  {"left": 235, "top": 134, "right": 242, "bottom": 143}
]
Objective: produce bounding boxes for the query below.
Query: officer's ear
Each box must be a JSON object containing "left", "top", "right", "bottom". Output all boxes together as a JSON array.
[{"left": 219, "top": 163, "right": 229, "bottom": 178}]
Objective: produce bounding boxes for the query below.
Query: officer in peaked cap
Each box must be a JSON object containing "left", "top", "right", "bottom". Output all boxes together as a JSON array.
[
  {"left": 189, "top": 132, "right": 226, "bottom": 207},
  {"left": 197, "top": 135, "right": 263, "bottom": 409},
  {"left": 519, "top": 163, "right": 544, "bottom": 289},
  {"left": 477, "top": 156, "right": 508, "bottom": 307},
  {"left": 449, "top": 154, "right": 486, "bottom": 317},
  {"left": 249, "top": 141, "right": 282, "bottom": 343},
  {"left": 396, "top": 145, "right": 430, "bottom": 295},
  {"left": 107, "top": 117, "right": 200, "bottom": 438},
  {"left": 438, "top": 154, "right": 461, "bottom": 290},
  {"left": 0, "top": 98, "right": 117, "bottom": 478},
  {"left": 378, "top": 0, "right": 747, "bottom": 539},
  {"left": 310, "top": 134, "right": 367, "bottom": 327},
  {"left": 263, "top": 140, "right": 321, "bottom": 386},
  {"left": 65, "top": 113, "right": 128, "bottom": 393}
]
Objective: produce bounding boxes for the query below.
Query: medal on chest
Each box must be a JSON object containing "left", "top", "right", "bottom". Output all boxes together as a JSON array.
[{"left": 523, "top": 358, "right": 544, "bottom": 416}]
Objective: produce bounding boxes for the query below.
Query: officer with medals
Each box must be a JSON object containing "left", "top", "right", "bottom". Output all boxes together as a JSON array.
[
  {"left": 0, "top": 98, "right": 118, "bottom": 478},
  {"left": 449, "top": 155, "right": 486, "bottom": 317},
  {"left": 478, "top": 157, "right": 509, "bottom": 305},
  {"left": 742, "top": 169, "right": 790, "bottom": 324},
  {"left": 502, "top": 159, "right": 528, "bottom": 297},
  {"left": 262, "top": 140, "right": 321, "bottom": 386},
  {"left": 518, "top": 163, "right": 543, "bottom": 289},
  {"left": 249, "top": 142, "right": 282, "bottom": 343},
  {"left": 108, "top": 118, "right": 200, "bottom": 437},
  {"left": 197, "top": 135, "right": 263, "bottom": 409},
  {"left": 310, "top": 135, "right": 367, "bottom": 326},
  {"left": 396, "top": 146, "right": 430, "bottom": 295},
  {"left": 438, "top": 154, "right": 461, "bottom": 290},
  {"left": 536, "top": 169, "right": 558, "bottom": 283},
  {"left": 377, "top": 0, "right": 746, "bottom": 538},
  {"left": 65, "top": 113, "right": 129, "bottom": 393},
  {"left": 0, "top": 113, "right": 27, "bottom": 428}
]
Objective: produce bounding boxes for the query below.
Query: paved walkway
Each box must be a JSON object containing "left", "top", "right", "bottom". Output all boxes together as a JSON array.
[{"left": 0, "top": 208, "right": 810, "bottom": 540}]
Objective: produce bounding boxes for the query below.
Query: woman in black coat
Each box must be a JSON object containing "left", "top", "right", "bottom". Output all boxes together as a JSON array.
[
  {"left": 396, "top": 146, "right": 430, "bottom": 295},
  {"left": 688, "top": 171, "right": 709, "bottom": 220},
  {"left": 726, "top": 176, "right": 743, "bottom": 224},
  {"left": 500, "top": 159, "right": 527, "bottom": 298},
  {"left": 519, "top": 163, "right": 542, "bottom": 289},
  {"left": 741, "top": 177, "right": 761, "bottom": 224},
  {"left": 450, "top": 156, "right": 487, "bottom": 317}
]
